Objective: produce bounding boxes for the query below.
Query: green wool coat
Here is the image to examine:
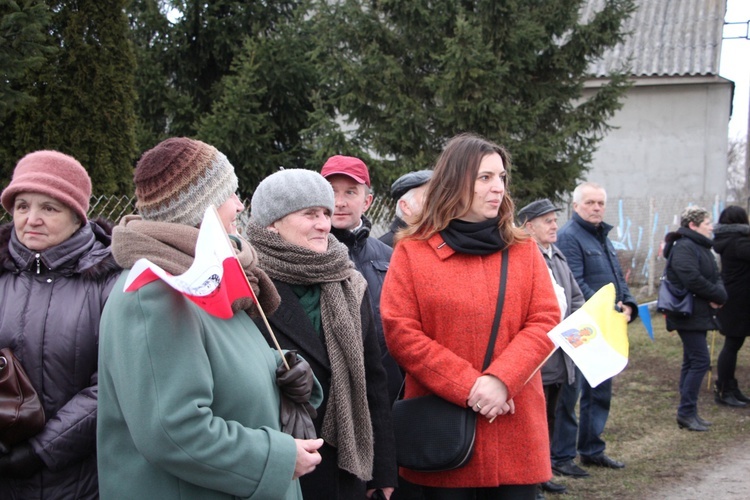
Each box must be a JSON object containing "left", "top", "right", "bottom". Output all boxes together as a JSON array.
[{"left": 98, "top": 273, "right": 320, "bottom": 499}]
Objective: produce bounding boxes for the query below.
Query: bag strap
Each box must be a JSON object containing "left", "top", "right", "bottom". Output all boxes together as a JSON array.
[
  {"left": 482, "top": 247, "right": 509, "bottom": 371},
  {"left": 394, "top": 247, "right": 510, "bottom": 401}
]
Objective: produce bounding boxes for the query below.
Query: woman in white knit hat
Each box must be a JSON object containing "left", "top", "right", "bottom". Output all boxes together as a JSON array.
[{"left": 248, "top": 168, "right": 397, "bottom": 500}]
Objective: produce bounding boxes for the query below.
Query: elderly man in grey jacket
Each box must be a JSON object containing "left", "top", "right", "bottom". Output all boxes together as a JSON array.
[{"left": 518, "top": 199, "right": 585, "bottom": 497}]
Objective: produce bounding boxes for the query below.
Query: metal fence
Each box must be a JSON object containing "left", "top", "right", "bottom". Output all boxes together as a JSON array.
[
  {"left": 2, "top": 193, "right": 731, "bottom": 301},
  {"left": 0, "top": 194, "right": 398, "bottom": 234}
]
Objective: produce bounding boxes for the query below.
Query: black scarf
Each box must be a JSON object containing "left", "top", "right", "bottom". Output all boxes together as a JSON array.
[{"left": 440, "top": 217, "right": 505, "bottom": 255}]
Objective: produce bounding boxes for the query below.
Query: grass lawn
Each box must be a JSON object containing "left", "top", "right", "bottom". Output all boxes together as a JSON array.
[{"left": 555, "top": 310, "right": 750, "bottom": 499}]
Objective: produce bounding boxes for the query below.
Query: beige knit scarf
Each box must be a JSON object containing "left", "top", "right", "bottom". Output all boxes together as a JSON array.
[
  {"left": 111, "top": 215, "right": 280, "bottom": 318},
  {"left": 246, "top": 221, "right": 374, "bottom": 481}
]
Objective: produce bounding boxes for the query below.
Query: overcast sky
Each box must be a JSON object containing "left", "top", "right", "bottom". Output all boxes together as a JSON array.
[{"left": 721, "top": 0, "right": 750, "bottom": 141}]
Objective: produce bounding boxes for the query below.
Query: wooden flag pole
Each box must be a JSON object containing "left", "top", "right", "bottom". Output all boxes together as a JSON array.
[
  {"left": 707, "top": 329, "right": 717, "bottom": 391},
  {"left": 212, "top": 206, "right": 290, "bottom": 370}
]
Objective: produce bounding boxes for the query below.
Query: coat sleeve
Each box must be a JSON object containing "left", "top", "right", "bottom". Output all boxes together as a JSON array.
[
  {"left": 567, "top": 269, "right": 586, "bottom": 315},
  {"left": 670, "top": 243, "right": 727, "bottom": 304},
  {"left": 31, "top": 272, "right": 121, "bottom": 470},
  {"left": 607, "top": 239, "right": 639, "bottom": 320},
  {"left": 101, "top": 281, "right": 298, "bottom": 498},
  {"left": 734, "top": 237, "right": 750, "bottom": 262},
  {"left": 30, "top": 373, "right": 97, "bottom": 471},
  {"left": 557, "top": 229, "right": 597, "bottom": 300}
]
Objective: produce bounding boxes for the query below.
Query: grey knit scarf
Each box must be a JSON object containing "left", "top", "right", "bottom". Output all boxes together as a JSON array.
[
  {"left": 111, "top": 215, "right": 280, "bottom": 317},
  {"left": 247, "top": 221, "right": 374, "bottom": 481}
]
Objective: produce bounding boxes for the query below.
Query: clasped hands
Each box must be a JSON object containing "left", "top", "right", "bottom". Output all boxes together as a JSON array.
[{"left": 467, "top": 374, "right": 514, "bottom": 422}]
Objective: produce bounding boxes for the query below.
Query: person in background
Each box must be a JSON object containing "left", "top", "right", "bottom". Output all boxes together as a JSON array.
[
  {"left": 713, "top": 205, "right": 750, "bottom": 407},
  {"left": 382, "top": 170, "right": 434, "bottom": 498},
  {"left": 380, "top": 170, "right": 432, "bottom": 248},
  {"left": 518, "top": 198, "right": 586, "bottom": 498},
  {"left": 714, "top": 205, "right": 750, "bottom": 408},
  {"left": 662, "top": 205, "right": 727, "bottom": 431},
  {"left": 382, "top": 133, "right": 559, "bottom": 499},
  {"left": 554, "top": 182, "right": 637, "bottom": 474},
  {"left": 97, "top": 138, "right": 323, "bottom": 500},
  {"left": 247, "top": 168, "right": 397, "bottom": 499},
  {"left": 320, "top": 155, "right": 402, "bottom": 404},
  {"left": 0, "top": 151, "right": 120, "bottom": 499}
]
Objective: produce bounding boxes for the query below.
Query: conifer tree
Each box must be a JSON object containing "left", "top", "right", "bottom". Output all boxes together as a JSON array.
[
  {"left": 310, "top": 0, "right": 636, "bottom": 200},
  {"left": 197, "top": 12, "right": 321, "bottom": 189},
  {"left": 0, "top": 0, "right": 51, "bottom": 124},
  {"left": 2, "top": 0, "right": 137, "bottom": 195}
]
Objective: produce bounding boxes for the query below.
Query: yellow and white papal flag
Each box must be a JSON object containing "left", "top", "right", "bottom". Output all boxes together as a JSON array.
[{"left": 547, "top": 283, "right": 629, "bottom": 388}]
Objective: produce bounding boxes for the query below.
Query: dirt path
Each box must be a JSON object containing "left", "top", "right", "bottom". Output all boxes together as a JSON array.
[{"left": 655, "top": 442, "right": 750, "bottom": 499}]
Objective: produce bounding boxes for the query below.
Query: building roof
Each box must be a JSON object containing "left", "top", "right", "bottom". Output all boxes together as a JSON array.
[{"left": 584, "top": 0, "right": 727, "bottom": 78}]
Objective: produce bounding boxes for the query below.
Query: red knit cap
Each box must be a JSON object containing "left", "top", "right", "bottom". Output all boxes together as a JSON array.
[{"left": 1, "top": 150, "right": 91, "bottom": 222}]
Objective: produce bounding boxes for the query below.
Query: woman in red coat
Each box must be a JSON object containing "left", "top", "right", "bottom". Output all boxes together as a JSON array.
[{"left": 381, "top": 133, "right": 559, "bottom": 499}]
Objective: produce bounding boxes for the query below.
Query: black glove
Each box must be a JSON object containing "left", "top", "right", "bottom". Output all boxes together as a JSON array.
[
  {"left": 0, "top": 442, "right": 44, "bottom": 479},
  {"left": 276, "top": 351, "right": 318, "bottom": 439}
]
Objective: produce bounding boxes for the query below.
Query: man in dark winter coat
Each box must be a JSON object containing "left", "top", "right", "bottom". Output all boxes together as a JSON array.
[
  {"left": 380, "top": 170, "right": 432, "bottom": 248},
  {"left": 320, "top": 156, "right": 402, "bottom": 405},
  {"left": 554, "top": 182, "right": 638, "bottom": 475},
  {"left": 519, "top": 199, "right": 585, "bottom": 497}
]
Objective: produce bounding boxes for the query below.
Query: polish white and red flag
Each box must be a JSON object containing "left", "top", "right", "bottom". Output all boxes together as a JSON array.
[{"left": 123, "top": 205, "right": 257, "bottom": 319}]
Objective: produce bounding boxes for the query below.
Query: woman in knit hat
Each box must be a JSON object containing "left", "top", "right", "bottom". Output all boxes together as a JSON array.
[
  {"left": 96, "top": 138, "right": 324, "bottom": 500},
  {"left": 662, "top": 205, "right": 727, "bottom": 431},
  {"left": 0, "top": 151, "right": 120, "bottom": 499},
  {"left": 247, "top": 168, "right": 397, "bottom": 500}
]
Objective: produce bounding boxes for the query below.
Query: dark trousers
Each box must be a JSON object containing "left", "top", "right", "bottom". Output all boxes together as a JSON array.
[
  {"left": 552, "top": 370, "right": 614, "bottom": 461},
  {"left": 677, "top": 330, "right": 710, "bottom": 418},
  {"left": 577, "top": 376, "right": 612, "bottom": 458},
  {"left": 423, "top": 484, "right": 537, "bottom": 500},
  {"left": 550, "top": 372, "right": 582, "bottom": 464},
  {"left": 717, "top": 335, "right": 746, "bottom": 385},
  {"left": 543, "top": 383, "right": 563, "bottom": 440}
]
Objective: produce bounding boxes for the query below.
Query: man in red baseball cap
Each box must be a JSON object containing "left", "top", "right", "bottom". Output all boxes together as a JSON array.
[{"left": 320, "top": 155, "right": 402, "bottom": 401}]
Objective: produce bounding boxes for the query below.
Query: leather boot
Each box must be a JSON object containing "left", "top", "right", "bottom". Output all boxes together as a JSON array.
[
  {"left": 714, "top": 381, "right": 748, "bottom": 407},
  {"left": 730, "top": 379, "right": 750, "bottom": 403},
  {"left": 677, "top": 415, "right": 709, "bottom": 432},
  {"left": 695, "top": 414, "right": 712, "bottom": 427}
]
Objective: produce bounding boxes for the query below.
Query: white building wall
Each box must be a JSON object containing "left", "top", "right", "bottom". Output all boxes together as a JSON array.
[{"left": 581, "top": 76, "right": 733, "bottom": 199}]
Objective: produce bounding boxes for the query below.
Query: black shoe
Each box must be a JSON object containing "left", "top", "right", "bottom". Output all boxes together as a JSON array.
[
  {"left": 695, "top": 414, "right": 712, "bottom": 427},
  {"left": 541, "top": 480, "right": 567, "bottom": 494},
  {"left": 730, "top": 379, "right": 750, "bottom": 403},
  {"left": 677, "top": 415, "right": 709, "bottom": 432},
  {"left": 580, "top": 453, "right": 625, "bottom": 469},
  {"left": 714, "top": 381, "right": 748, "bottom": 407},
  {"left": 552, "top": 460, "right": 590, "bottom": 478}
]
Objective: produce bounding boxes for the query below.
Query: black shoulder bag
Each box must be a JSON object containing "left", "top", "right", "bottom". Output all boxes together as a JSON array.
[
  {"left": 391, "top": 248, "right": 509, "bottom": 472},
  {"left": 656, "top": 244, "right": 694, "bottom": 317}
]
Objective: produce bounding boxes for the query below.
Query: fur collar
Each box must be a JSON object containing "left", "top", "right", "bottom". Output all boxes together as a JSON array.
[{"left": 0, "top": 218, "right": 120, "bottom": 280}]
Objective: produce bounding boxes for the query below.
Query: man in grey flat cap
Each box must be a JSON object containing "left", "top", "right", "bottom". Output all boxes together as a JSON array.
[
  {"left": 379, "top": 170, "right": 432, "bottom": 247},
  {"left": 518, "top": 199, "right": 585, "bottom": 497}
]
